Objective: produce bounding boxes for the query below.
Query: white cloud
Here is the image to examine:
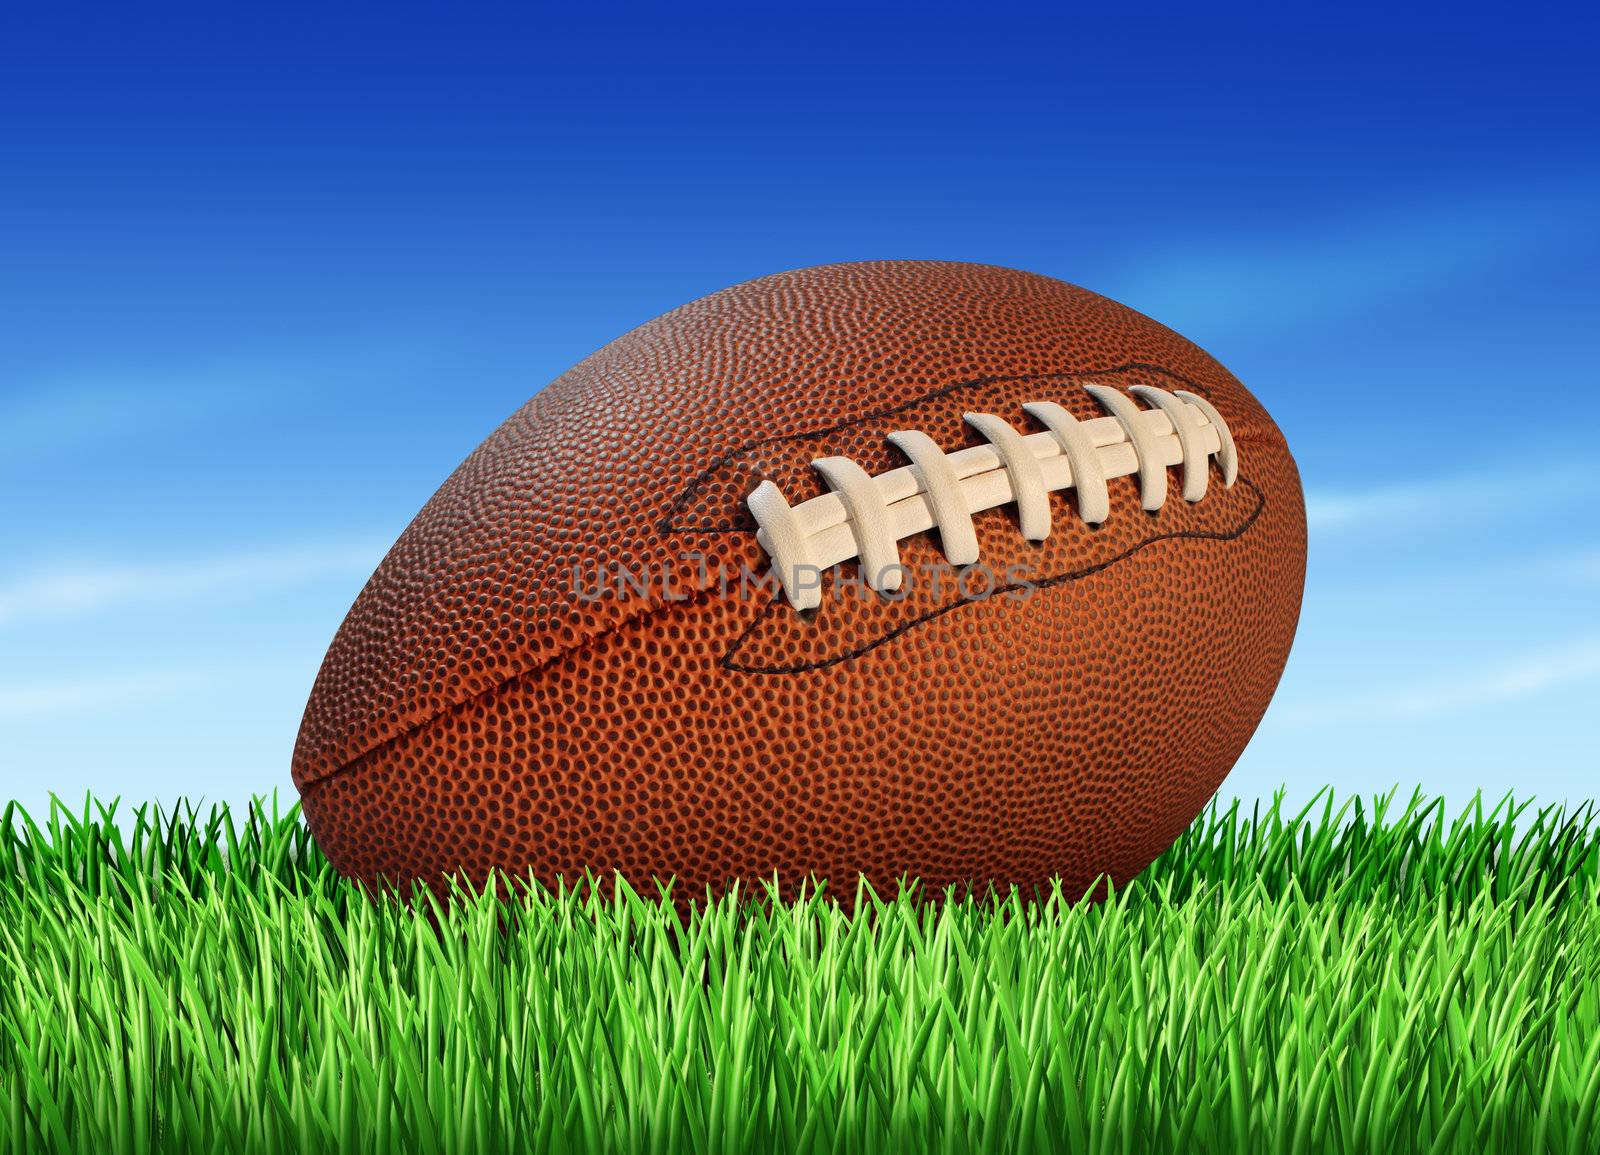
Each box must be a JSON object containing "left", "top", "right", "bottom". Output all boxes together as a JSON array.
[
  {"left": 1275, "top": 637, "right": 1600, "bottom": 727},
  {"left": 1307, "top": 544, "right": 1600, "bottom": 608},
  {"left": 0, "top": 542, "right": 384, "bottom": 628},
  {"left": 0, "top": 380, "right": 241, "bottom": 463},
  {"left": 1541, "top": 547, "right": 1600, "bottom": 582},
  {"left": 1110, "top": 178, "right": 1598, "bottom": 336},
  {"left": 1305, "top": 468, "right": 1586, "bottom": 533},
  {"left": 0, "top": 341, "right": 438, "bottom": 463},
  {"left": 0, "top": 669, "right": 206, "bottom": 717}
]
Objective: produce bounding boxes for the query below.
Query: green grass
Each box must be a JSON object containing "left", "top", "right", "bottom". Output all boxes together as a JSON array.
[{"left": 2, "top": 790, "right": 1599, "bottom": 1154}]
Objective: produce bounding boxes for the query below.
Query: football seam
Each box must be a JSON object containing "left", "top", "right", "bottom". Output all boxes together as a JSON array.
[
  {"left": 302, "top": 424, "right": 1280, "bottom": 792},
  {"left": 722, "top": 477, "right": 1267, "bottom": 675},
  {"left": 297, "top": 576, "right": 732, "bottom": 793}
]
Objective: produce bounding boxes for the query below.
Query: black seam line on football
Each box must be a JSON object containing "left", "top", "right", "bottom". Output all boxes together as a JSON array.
[
  {"left": 657, "top": 361, "right": 1217, "bottom": 535},
  {"left": 718, "top": 477, "right": 1267, "bottom": 676}
]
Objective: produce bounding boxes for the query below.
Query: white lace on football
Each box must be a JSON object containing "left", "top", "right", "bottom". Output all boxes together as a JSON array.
[{"left": 747, "top": 384, "right": 1237, "bottom": 610}]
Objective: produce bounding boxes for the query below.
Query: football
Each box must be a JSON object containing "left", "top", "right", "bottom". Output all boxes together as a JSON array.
[{"left": 292, "top": 261, "right": 1305, "bottom": 898}]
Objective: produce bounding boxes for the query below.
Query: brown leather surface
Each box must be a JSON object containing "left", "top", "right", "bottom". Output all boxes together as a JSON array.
[{"left": 293, "top": 262, "right": 1305, "bottom": 897}]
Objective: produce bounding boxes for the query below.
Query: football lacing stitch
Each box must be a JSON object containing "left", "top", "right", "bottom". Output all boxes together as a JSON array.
[{"left": 747, "top": 384, "right": 1237, "bottom": 610}]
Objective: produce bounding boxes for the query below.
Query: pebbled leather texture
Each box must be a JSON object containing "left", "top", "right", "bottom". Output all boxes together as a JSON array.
[{"left": 293, "top": 261, "right": 1306, "bottom": 898}]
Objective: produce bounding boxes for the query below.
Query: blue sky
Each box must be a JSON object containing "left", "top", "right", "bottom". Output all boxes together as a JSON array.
[{"left": 2, "top": 3, "right": 1596, "bottom": 816}]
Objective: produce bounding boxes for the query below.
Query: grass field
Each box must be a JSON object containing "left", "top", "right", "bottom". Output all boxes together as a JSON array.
[{"left": 2, "top": 791, "right": 1598, "bottom": 1154}]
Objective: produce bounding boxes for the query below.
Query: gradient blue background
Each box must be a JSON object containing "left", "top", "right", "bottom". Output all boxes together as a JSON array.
[{"left": 2, "top": 3, "right": 1596, "bottom": 816}]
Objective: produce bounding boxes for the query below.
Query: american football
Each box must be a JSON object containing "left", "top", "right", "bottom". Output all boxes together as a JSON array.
[
  {"left": 13, "top": 11, "right": 1598, "bottom": 1150},
  {"left": 291, "top": 260, "right": 1306, "bottom": 897}
]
